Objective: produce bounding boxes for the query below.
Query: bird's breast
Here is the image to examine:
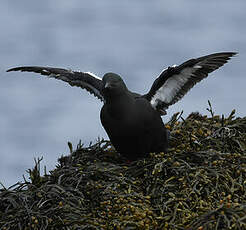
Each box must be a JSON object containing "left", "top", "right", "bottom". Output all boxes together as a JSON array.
[
  {"left": 100, "top": 103, "right": 136, "bottom": 134},
  {"left": 100, "top": 97, "right": 163, "bottom": 137}
]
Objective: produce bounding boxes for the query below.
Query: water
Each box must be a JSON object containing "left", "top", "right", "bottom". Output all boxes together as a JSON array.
[{"left": 1, "top": 0, "right": 245, "bottom": 187}]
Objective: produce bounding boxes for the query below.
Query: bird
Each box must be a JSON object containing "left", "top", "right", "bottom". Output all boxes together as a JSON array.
[{"left": 7, "top": 52, "right": 237, "bottom": 160}]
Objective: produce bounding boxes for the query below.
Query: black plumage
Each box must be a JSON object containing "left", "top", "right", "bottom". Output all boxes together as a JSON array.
[{"left": 7, "top": 52, "right": 236, "bottom": 160}]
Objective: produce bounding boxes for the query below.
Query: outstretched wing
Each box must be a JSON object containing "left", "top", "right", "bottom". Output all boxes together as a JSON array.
[
  {"left": 7, "top": 66, "right": 105, "bottom": 102},
  {"left": 143, "top": 52, "right": 237, "bottom": 114}
]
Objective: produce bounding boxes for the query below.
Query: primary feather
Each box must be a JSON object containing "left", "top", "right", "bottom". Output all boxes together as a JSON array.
[{"left": 7, "top": 66, "right": 104, "bottom": 102}]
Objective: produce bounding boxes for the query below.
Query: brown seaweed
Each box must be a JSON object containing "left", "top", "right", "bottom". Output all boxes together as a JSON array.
[{"left": 1, "top": 105, "right": 246, "bottom": 230}]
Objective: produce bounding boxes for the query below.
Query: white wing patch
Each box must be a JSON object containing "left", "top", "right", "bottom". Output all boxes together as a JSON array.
[
  {"left": 71, "top": 80, "right": 103, "bottom": 101},
  {"left": 150, "top": 65, "right": 201, "bottom": 108},
  {"left": 85, "top": 71, "right": 102, "bottom": 80},
  {"left": 43, "top": 69, "right": 104, "bottom": 101},
  {"left": 41, "top": 69, "right": 49, "bottom": 74}
]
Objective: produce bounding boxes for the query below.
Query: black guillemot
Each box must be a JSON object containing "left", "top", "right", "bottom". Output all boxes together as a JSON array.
[{"left": 7, "top": 52, "right": 237, "bottom": 160}]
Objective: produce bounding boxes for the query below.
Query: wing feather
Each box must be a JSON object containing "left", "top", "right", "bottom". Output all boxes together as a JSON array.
[
  {"left": 7, "top": 66, "right": 105, "bottom": 102},
  {"left": 143, "top": 52, "right": 237, "bottom": 113}
]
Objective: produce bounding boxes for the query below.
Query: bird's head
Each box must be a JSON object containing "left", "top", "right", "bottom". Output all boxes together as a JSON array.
[{"left": 101, "top": 73, "right": 128, "bottom": 99}]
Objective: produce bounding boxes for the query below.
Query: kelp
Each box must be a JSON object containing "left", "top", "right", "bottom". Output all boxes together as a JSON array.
[{"left": 1, "top": 104, "right": 246, "bottom": 230}]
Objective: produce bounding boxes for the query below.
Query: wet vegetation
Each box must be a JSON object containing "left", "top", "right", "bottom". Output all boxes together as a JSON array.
[{"left": 1, "top": 102, "right": 246, "bottom": 230}]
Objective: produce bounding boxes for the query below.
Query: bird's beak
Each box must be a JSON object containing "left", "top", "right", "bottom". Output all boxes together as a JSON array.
[
  {"left": 104, "top": 82, "right": 114, "bottom": 89},
  {"left": 102, "top": 82, "right": 113, "bottom": 95},
  {"left": 104, "top": 82, "right": 111, "bottom": 89}
]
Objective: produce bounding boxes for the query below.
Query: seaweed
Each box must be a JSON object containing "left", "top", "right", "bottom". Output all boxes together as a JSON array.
[{"left": 1, "top": 105, "right": 246, "bottom": 229}]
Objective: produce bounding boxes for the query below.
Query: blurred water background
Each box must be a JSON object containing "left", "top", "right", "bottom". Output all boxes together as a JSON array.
[{"left": 1, "top": 0, "right": 245, "bottom": 186}]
